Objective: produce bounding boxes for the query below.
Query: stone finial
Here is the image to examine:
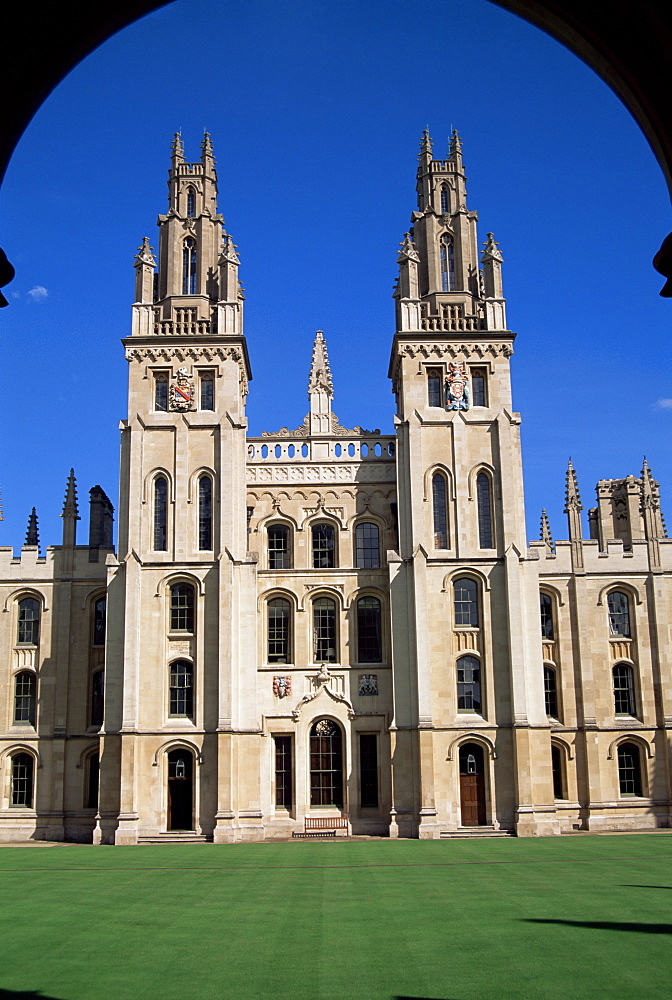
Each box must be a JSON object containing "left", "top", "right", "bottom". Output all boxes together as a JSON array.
[
  {"left": 61, "top": 469, "right": 80, "bottom": 520},
  {"left": 308, "top": 330, "right": 333, "bottom": 398},
  {"left": 450, "top": 128, "right": 463, "bottom": 157},
  {"left": 171, "top": 131, "right": 184, "bottom": 162},
  {"left": 564, "top": 459, "right": 583, "bottom": 513},
  {"left": 397, "top": 232, "right": 420, "bottom": 264},
  {"left": 25, "top": 507, "right": 39, "bottom": 547},
  {"left": 134, "top": 237, "right": 156, "bottom": 269},
  {"left": 219, "top": 232, "right": 240, "bottom": 266},
  {"left": 201, "top": 131, "right": 214, "bottom": 161},
  {"left": 540, "top": 508, "right": 554, "bottom": 551},
  {"left": 481, "top": 232, "right": 503, "bottom": 263},
  {"left": 419, "top": 129, "right": 433, "bottom": 160}
]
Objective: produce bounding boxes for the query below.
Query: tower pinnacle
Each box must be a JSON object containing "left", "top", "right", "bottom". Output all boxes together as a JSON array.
[
  {"left": 308, "top": 331, "right": 333, "bottom": 435},
  {"left": 24, "top": 507, "right": 39, "bottom": 547},
  {"left": 540, "top": 508, "right": 554, "bottom": 552}
]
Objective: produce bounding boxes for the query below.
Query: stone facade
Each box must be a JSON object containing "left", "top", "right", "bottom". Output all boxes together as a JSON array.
[{"left": 0, "top": 132, "right": 669, "bottom": 843}]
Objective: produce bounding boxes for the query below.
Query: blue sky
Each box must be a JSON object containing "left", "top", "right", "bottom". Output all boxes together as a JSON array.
[{"left": 0, "top": 0, "right": 669, "bottom": 550}]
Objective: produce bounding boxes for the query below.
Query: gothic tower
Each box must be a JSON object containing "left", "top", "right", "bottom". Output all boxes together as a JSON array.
[
  {"left": 388, "top": 131, "right": 556, "bottom": 837},
  {"left": 97, "top": 135, "right": 257, "bottom": 845}
]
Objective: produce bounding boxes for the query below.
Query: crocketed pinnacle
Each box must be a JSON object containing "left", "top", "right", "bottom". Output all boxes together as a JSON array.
[
  {"left": 219, "top": 232, "right": 240, "bottom": 265},
  {"left": 171, "top": 131, "right": 184, "bottom": 161},
  {"left": 419, "top": 129, "right": 433, "bottom": 158},
  {"left": 308, "top": 330, "right": 333, "bottom": 398},
  {"left": 201, "top": 131, "right": 214, "bottom": 161},
  {"left": 61, "top": 469, "right": 80, "bottom": 520},
  {"left": 25, "top": 507, "right": 39, "bottom": 546},
  {"left": 397, "top": 232, "right": 420, "bottom": 264},
  {"left": 564, "top": 459, "right": 583, "bottom": 513},
  {"left": 540, "top": 508, "right": 554, "bottom": 549},
  {"left": 134, "top": 237, "right": 156, "bottom": 268},
  {"left": 481, "top": 232, "right": 503, "bottom": 262},
  {"left": 450, "top": 128, "right": 463, "bottom": 157}
]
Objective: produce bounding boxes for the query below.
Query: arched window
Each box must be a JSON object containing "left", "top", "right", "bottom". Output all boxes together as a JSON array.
[
  {"left": 182, "top": 237, "right": 197, "bottom": 294},
  {"left": 14, "top": 671, "right": 36, "bottom": 725},
  {"left": 457, "top": 655, "right": 481, "bottom": 712},
  {"left": 310, "top": 719, "right": 343, "bottom": 807},
  {"left": 313, "top": 597, "right": 337, "bottom": 662},
  {"left": 200, "top": 372, "right": 214, "bottom": 410},
  {"left": 85, "top": 752, "right": 100, "bottom": 809},
  {"left": 440, "top": 235, "right": 455, "bottom": 291},
  {"left": 607, "top": 591, "right": 631, "bottom": 637},
  {"left": 355, "top": 523, "right": 380, "bottom": 569},
  {"left": 476, "top": 473, "right": 493, "bottom": 548},
  {"left": 93, "top": 596, "right": 106, "bottom": 646},
  {"left": 617, "top": 742, "right": 643, "bottom": 796},
  {"left": 440, "top": 185, "right": 449, "bottom": 214},
  {"left": 11, "top": 753, "right": 34, "bottom": 807},
  {"left": 153, "top": 476, "right": 168, "bottom": 551},
  {"left": 154, "top": 372, "right": 168, "bottom": 412},
  {"left": 17, "top": 597, "right": 40, "bottom": 645},
  {"left": 170, "top": 583, "right": 194, "bottom": 633},
  {"left": 169, "top": 660, "right": 194, "bottom": 717},
  {"left": 268, "top": 598, "right": 291, "bottom": 663},
  {"left": 613, "top": 663, "right": 636, "bottom": 716},
  {"left": 544, "top": 665, "right": 559, "bottom": 718},
  {"left": 357, "top": 596, "right": 382, "bottom": 663},
  {"left": 551, "top": 745, "right": 566, "bottom": 799},
  {"left": 471, "top": 367, "right": 487, "bottom": 406},
  {"left": 312, "top": 523, "right": 336, "bottom": 569},
  {"left": 432, "top": 473, "right": 448, "bottom": 549},
  {"left": 453, "top": 578, "right": 478, "bottom": 627},
  {"left": 186, "top": 187, "right": 196, "bottom": 218},
  {"left": 268, "top": 524, "right": 291, "bottom": 569},
  {"left": 198, "top": 475, "right": 213, "bottom": 551},
  {"left": 540, "top": 593, "right": 554, "bottom": 639},
  {"left": 427, "top": 367, "right": 442, "bottom": 407},
  {"left": 90, "top": 669, "right": 105, "bottom": 727}
]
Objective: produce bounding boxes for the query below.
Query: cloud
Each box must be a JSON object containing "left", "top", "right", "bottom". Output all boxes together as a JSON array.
[
  {"left": 654, "top": 398, "right": 672, "bottom": 410},
  {"left": 26, "top": 285, "right": 48, "bottom": 302}
]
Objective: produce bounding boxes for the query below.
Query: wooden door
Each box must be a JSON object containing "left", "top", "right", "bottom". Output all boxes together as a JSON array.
[{"left": 459, "top": 743, "right": 486, "bottom": 826}]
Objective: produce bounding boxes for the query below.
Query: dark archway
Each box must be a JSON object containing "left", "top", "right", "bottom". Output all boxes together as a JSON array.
[
  {"left": 458, "top": 742, "right": 487, "bottom": 826},
  {"left": 167, "top": 747, "right": 194, "bottom": 831}
]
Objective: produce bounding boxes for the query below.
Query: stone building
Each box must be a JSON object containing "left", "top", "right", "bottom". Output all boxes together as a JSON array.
[{"left": 0, "top": 133, "right": 669, "bottom": 843}]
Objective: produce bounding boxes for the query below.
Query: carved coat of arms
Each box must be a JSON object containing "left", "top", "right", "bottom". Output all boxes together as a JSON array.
[
  {"left": 169, "top": 367, "right": 195, "bottom": 411},
  {"left": 358, "top": 674, "right": 378, "bottom": 696},
  {"left": 273, "top": 675, "right": 292, "bottom": 698},
  {"left": 445, "top": 362, "right": 470, "bottom": 411}
]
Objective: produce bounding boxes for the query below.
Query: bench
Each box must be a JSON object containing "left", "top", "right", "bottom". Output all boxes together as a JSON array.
[{"left": 292, "top": 816, "right": 349, "bottom": 838}]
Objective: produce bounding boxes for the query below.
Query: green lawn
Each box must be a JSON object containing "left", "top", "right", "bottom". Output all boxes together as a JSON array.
[{"left": 0, "top": 834, "right": 669, "bottom": 1000}]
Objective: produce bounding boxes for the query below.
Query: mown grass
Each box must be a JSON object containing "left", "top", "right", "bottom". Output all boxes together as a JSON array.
[{"left": 0, "top": 833, "right": 669, "bottom": 1000}]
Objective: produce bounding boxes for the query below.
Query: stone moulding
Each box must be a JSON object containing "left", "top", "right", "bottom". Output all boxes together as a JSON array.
[
  {"left": 125, "top": 345, "right": 248, "bottom": 395},
  {"left": 261, "top": 412, "right": 381, "bottom": 438}
]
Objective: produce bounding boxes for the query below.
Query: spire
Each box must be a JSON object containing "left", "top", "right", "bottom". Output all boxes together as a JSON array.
[
  {"left": 449, "top": 128, "right": 463, "bottom": 158},
  {"left": 133, "top": 237, "right": 156, "bottom": 305},
  {"left": 171, "top": 131, "right": 184, "bottom": 164},
  {"left": 397, "top": 232, "right": 420, "bottom": 264},
  {"left": 308, "top": 331, "right": 333, "bottom": 435},
  {"left": 540, "top": 508, "right": 554, "bottom": 552},
  {"left": 481, "top": 232, "right": 505, "bottom": 313},
  {"left": 564, "top": 459, "right": 584, "bottom": 554},
  {"left": 24, "top": 508, "right": 39, "bottom": 547},
  {"left": 219, "top": 232, "right": 240, "bottom": 267},
  {"left": 61, "top": 469, "right": 79, "bottom": 550},
  {"left": 564, "top": 460, "right": 583, "bottom": 513},
  {"left": 419, "top": 129, "right": 433, "bottom": 168},
  {"left": 134, "top": 237, "right": 156, "bottom": 269},
  {"left": 640, "top": 457, "right": 667, "bottom": 548},
  {"left": 201, "top": 131, "right": 215, "bottom": 165}
]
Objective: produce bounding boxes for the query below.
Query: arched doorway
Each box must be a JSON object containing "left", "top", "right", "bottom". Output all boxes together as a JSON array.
[
  {"left": 167, "top": 748, "right": 194, "bottom": 831},
  {"left": 459, "top": 743, "right": 486, "bottom": 826}
]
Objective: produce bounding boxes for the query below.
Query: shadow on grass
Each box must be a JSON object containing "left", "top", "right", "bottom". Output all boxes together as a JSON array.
[
  {"left": 0, "top": 992, "right": 66, "bottom": 999},
  {"left": 525, "top": 919, "right": 672, "bottom": 934},
  {"left": 394, "top": 996, "right": 460, "bottom": 999},
  {"left": 621, "top": 884, "right": 672, "bottom": 889}
]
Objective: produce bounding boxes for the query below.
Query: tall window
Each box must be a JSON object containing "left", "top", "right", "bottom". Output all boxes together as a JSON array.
[
  {"left": 617, "top": 742, "right": 643, "bottom": 796},
  {"left": 613, "top": 663, "right": 636, "bottom": 716},
  {"left": 14, "top": 671, "right": 36, "bottom": 725},
  {"left": 153, "top": 476, "right": 168, "bottom": 551},
  {"left": 17, "top": 597, "right": 40, "bottom": 645},
  {"left": 454, "top": 578, "right": 478, "bottom": 627},
  {"left": 312, "top": 523, "right": 336, "bottom": 569},
  {"left": 608, "top": 591, "right": 631, "bottom": 637},
  {"left": 273, "top": 735, "right": 292, "bottom": 808},
  {"left": 200, "top": 373, "right": 214, "bottom": 410},
  {"left": 313, "top": 597, "right": 337, "bottom": 662},
  {"left": 357, "top": 597, "right": 382, "bottom": 663},
  {"left": 268, "top": 598, "right": 291, "bottom": 663},
  {"left": 268, "top": 524, "right": 291, "bottom": 569},
  {"left": 457, "top": 655, "right": 481, "bottom": 712},
  {"left": 86, "top": 752, "right": 100, "bottom": 809},
  {"left": 182, "top": 238, "right": 197, "bottom": 294},
  {"left": 551, "top": 745, "right": 566, "bottom": 799},
  {"left": 359, "top": 734, "right": 378, "bottom": 808},
  {"left": 440, "top": 235, "right": 455, "bottom": 292},
  {"left": 355, "top": 523, "right": 380, "bottom": 569},
  {"left": 186, "top": 187, "right": 196, "bottom": 218},
  {"left": 471, "top": 367, "right": 487, "bottom": 406},
  {"left": 198, "top": 475, "right": 213, "bottom": 551},
  {"left": 544, "top": 665, "right": 558, "bottom": 718},
  {"left": 427, "top": 368, "right": 442, "bottom": 407},
  {"left": 169, "top": 660, "right": 194, "bottom": 717},
  {"left": 90, "top": 669, "right": 105, "bottom": 727},
  {"left": 154, "top": 373, "right": 168, "bottom": 412},
  {"left": 11, "top": 753, "right": 34, "bottom": 808},
  {"left": 540, "top": 593, "right": 554, "bottom": 639},
  {"left": 310, "top": 719, "right": 343, "bottom": 807},
  {"left": 476, "top": 473, "right": 493, "bottom": 548},
  {"left": 170, "top": 583, "right": 195, "bottom": 632},
  {"left": 432, "top": 473, "right": 449, "bottom": 549},
  {"left": 93, "top": 596, "right": 106, "bottom": 646},
  {"left": 440, "top": 186, "right": 449, "bottom": 214}
]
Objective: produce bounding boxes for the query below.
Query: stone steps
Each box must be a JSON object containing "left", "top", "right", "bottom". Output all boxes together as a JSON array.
[
  {"left": 440, "top": 827, "right": 514, "bottom": 839},
  {"left": 137, "top": 833, "right": 211, "bottom": 845}
]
